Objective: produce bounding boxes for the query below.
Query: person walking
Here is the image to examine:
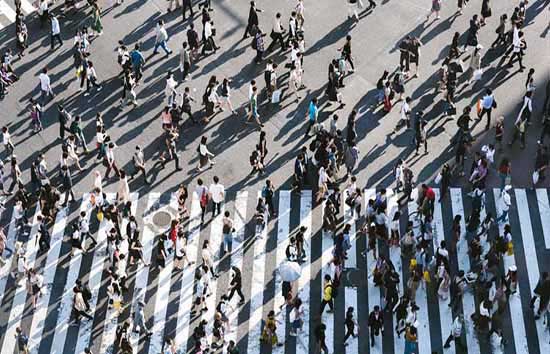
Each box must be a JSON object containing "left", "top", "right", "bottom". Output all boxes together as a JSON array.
[
  {"left": 60, "top": 165, "right": 75, "bottom": 207},
  {"left": 266, "top": 13, "right": 286, "bottom": 52},
  {"left": 320, "top": 274, "right": 334, "bottom": 314},
  {"left": 181, "top": 0, "right": 194, "bottom": 20},
  {"left": 426, "top": 0, "right": 442, "bottom": 21},
  {"left": 368, "top": 305, "right": 384, "bottom": 347},
  {"left": 338, "top": 35, "right": 355, "bottom": 73},
  {"left": 243, "top": 1, "right": 262, "bottom": 39},
  {"left": 50, "top": 14, "right": 63, "bottom": 50},
  {"left": 443, "top": 314, "right": 464, "bottom": 348},
  {"left": 496, "top": 185, "right": 512, "bottom": 224},
  {"left": 15, "top": 327, "right": 29, "bottom": 354},
  {"left": 476, "top": 88, "right": 497, "bottom": 130},
  {"left": 91, "top": 3, "right": 103, "bottom": 36},
  {"left": 104, "top": 142, "right": 121, "bottom": 180},
  {"left": 315, "top": 323, "right": 329, "bottom": 354},
  {"left": 179, "top": 42, "right": 191, "bottom": 81},
  {"left": 532, "top": 271, "right": 550, "bottom": 319},
  {"left": 220, "top": 211, "right": 234, "bottom": 257},
  {"left": 343, "top": 306, "right": 358, "bottom": 346},
  {"left": 153, "top": 20, "right": 172, "bottom": 56},
  {"left": 129, "top": 145, "right": 149, "bottom": 184},
  {"left": 227, "top": 266, "right": 245, "bottom": 305},
  {"left": 507, "top": 27, "right": 526, "bottom": 72},
  {"left": 305, "top": 98, "right": 319, "bottom": 137},
  {"left": 38, "top": 67, "right": 54, "bottom": 104},
  {"left": 196, "top": 136, "right": 215, "bottom": 172},
  {"left": 130, "top": 44, "right": 146, "bottom": 83},
  {"left": 209, "top": 176, "right": 225, "bottom": 217}
]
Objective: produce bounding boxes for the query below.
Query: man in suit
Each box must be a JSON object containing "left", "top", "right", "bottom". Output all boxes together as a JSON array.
[{"left": 243, "top": 1, "right": 262, "bottom": 39}]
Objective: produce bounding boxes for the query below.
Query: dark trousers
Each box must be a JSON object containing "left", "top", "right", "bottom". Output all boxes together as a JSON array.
[
  {"left": 344, "top": 324, "right": 355, "bottom": 342},
  {"left": 105, "top": 162, "right": 120, "bottom": 179},
  {"left": 182, "top": 62, "right": 190, "bottom": 80},
  {"left": 305, "top": 120, "right": 315, "bottom": 135},
  {"left": 320, "top": 299, "right": 334, "bottom": 314},
  {"left": 508, "top": 52, "right": 524, "bottom": 69},
  {"left": 212, "top": 201, "right": 221, "bottom": 216},
  {"left": 255, "top": 49, "right": 263, "bottom": 63},
  {"left": 510, "top": 128, "right": 525, "bottom": 146},
  {"left": 266, "top": 197, "right": 275, "bottom": 216},
  {"left": 86, "top": 76, "right": 101, "bottom": 91},
  {"left": 182, "top": 108, "right": 197, "bottom": 123},
  {"left": 444, "top": 334, "right": 461, "bottom": 348},
  {"left": 51, "top": 33, "right": 62, "bottom": 49},
  {"left": 182, "top": 1, "right": 194, "bottom": 19},
  {"left": 539, "top": 124, "right": 550, "bottom": 143},
  {"left": 243, "top": 22, "right": 256, "bottom": 38},
  {"left": 228, "top": 286, "right": 245, "bottom": 302},
  {"left": 344, "top": 53, "right": 355, "bottom": 70},
  {"left": 64, "top": 188, "right": 75, "bottom": 205},
  {"left": 370, "top": 326, "right": 381, "bottom": 343},
  {"left": 267, "top": 32, "right": 285, "bottom": 52},
  {"left": 74, "top": 309, "right": 93, "bottom": 321},
  {"left": 319, "top": 339, "right": 329, "bottom": 354},
  {"left": 478, "top": 107, "right": 492, "bottom": 128}
]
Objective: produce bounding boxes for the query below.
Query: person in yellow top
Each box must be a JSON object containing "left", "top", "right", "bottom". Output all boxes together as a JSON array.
[
  {"left": 320, "top": 274, "right": 334, "bottom": 314},
  {"left": 261, "top": 310, "right": 283, "bottom": 347}
]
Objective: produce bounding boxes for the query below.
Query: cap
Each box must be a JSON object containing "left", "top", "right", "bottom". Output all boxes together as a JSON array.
[
  {"left": 509, "top": 265, "right": 517, "bottom": 272},
  {"left": 504, "top": 185, "right": 512, "bottom": 191}
]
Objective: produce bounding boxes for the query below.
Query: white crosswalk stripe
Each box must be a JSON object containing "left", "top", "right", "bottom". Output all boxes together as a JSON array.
[{"left": 1, "top": 188, "right": 550, "bottom": 354}]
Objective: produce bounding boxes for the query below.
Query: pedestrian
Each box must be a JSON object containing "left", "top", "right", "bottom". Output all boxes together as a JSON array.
[
  {"left": 343, "top": 306, "right": 358, "bottom": 345},
  {"left": 60, "top": 165, "right": 75, "bottom": 207},
  {"left": 129, "top": 146, "right": 149, "bottom": 184},
  {"left": 153, "top": 20, "right": 172, "bottom": 56},
  {"left": 338, "top": 35, "right": 355, "bottom": 73},
  {"left": 196, "top": 136, "right": 216, "bottom": 172},
  {"left": 50, "top": 14, "right": 63, "bottom": 50},
  {"left": 181, "top": 0, "right": 194, "bottom": 20},
  {"left": 320, "top": 274, "right": 334, "bottom": 314},
  {"left": 490, "top": 14, "right": 508, "bottom": 49},
  {"left": 201, "top": 20, "right": 219, "bottom": 55},
  {"left": 91, "top": 3, "right": 103, "bottom": 36},
  {"left": 305, "top": 98, "right": 319, "bottom": 137},
  {"left": 476, "top": 88, "right": 497, "bottom": 130},
  {"left": 104, "top": 142, "right": 121, "bottom": 179},
  {"left": 531, "top": 272, "right": 550, "bottom": 319},
  {"left": 260, "top": 310, "right": 283, "bottom": 346},
  {"left": 266, "top": 13, "right": 286, "bottom": 52},
  {"left": 507, "top": 27, "right": 527, "bottom": 72},
  {"left": 209, "top": 175, "right": 225, "bottom": 217},
  {"left": 130, "top": 43, "right": 146, "bottom": 83},
  {"left": 480, "top": 0, "right": 492, "bottom": 26},
  {"left": 315, "top": 323, "right": 329, "bottom": 354},
  {"left": 220, "top": 211, "right": 234, "bottom": 257},
  {"left": 84, "top": 60, "right": 102, "bottom": 95},
  {"left": 227, "top": 266, "right": 245, "bottom": 305},
  {"left": 246, "top": 86, "right": 263, "bottom": 127},
  {"left": 368, "top": 305, "right": 384, "bottom": 347},
  {"left": 496, "top": 185, "right": 512, "bottom": 224},
  {"left": 404, "top": 325, "right": 419, "bottom": 354},
  {"left": 347, "top": 0, "right": 359, "bottom": 22},
  {"left": 219, "top": 78, "right": 236, "bottom": 114},
  {"left": 179, "top": 42, "right": 191, "bottom": 82},
  {"left": 15, "top": 327, "right": 29, "bottom": 354},
  {"left": 196, "top": 178, "right": 209, "bottom": 223},
  {"left": 409, "top": 36, "right": 422, "bottom": 78},
  {"left": 289, "top": 297, "right": 304, "bottom": 336},
  {"left": 244, "top": 1, "right": 262, "bottom": 39},
  {"left": 38, "top": 67, "right": 54, "bottom": 104},
  {"left": 426, "top": 0, "right": 442, "bottom": 21}
]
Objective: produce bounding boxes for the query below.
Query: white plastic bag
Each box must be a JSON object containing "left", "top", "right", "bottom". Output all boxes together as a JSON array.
[
  {"left": 435, "top": 172, "right": 442, "bottom": 185},
  {"left": 271, "top": 89, "right": 282, "bottom": 104}
]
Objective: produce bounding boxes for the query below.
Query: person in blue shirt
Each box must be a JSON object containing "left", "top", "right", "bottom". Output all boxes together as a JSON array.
[
  {"left": 130, "top": 43, "right": 146, "bottom": 83},
  {"left": 305, "top": 98, "right": 319, "bottom": 136}
]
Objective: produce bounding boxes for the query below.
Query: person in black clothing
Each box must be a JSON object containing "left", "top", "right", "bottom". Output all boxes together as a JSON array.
[
  {"left": 315, "top": 323, "right": 329, "bottom": 354},
  {"left": 295, "top": 226, "right": 306, "bottom": 262},
  {"left": 368, "top": 305, "right": 384, "bottom": 346},
  {"left": 343, "top": 306, "right": 357, "bottom": 346},
  {"left": 181, "top": 0, "right": 194, "bottom": 20},
  {"left": 399, "top": 36, "right": 411, "bottom": 73},
  {"left": 227, "top": 266, "right": 245, "bottom": 304},
  {"left": 339, "top": 35, "right": 355, "bottom": 72},
  {"left": 57, "top": 104, "right": 71, "bottom": 141},
  {"left": 243, "top": 1, "right": 262, "bottom": 39},
  {"left": 37, "top": 215, "right": 51, "bottom": 252},
  {"left": 60, "top": 165, "right": 75, "bottom": 207},
  {"left": 262, "top": 179, "right": 276, "bottom": 216},
  {"left": 292, "top": 153, "right": 306, "bottom": 194},
  {"left": 76, "top": 279, "right": 92, "bottom": 311}
]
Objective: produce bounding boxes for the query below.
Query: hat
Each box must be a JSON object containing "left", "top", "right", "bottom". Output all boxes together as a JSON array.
[
  {"left": 509, "top": 265, "right": 517, "bottom": 272},
  {"left": 504, "top": 185, "right": 512, "bottom": 191},
  {"left": 476, "top": 44, "right": 484, "bottom": 50}
]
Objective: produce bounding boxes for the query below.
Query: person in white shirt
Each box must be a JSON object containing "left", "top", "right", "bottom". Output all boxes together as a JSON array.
[
  {"left": 443, "top": 315, "right": 463, "bottom": 348},
  {"left": 130, "top": 145, "right": 149, "bottom": 184},
  {"left": 201, "top": 20, "right": 219, "bottom": 55},
  {"left": 196, "top": 136, "right": 215, "bottom": 172},
  {"left": 84, "top": 60, "right": 102, "bottom": 95},
  {"left": 79, "top": 210, "right": 97, "bottom": 250},
  {"left": 39, "top": 67, "right": 53, "bottom": 103},
  {"left": 209, "top": 175, "right": 225, "bottom": 217},
  {"left": 496, "top": 185, "right": 512, "bottom": 224},
  {"left": 38, "top": 0, "right": 49, "bottom": 29},
  {"left": 117, "top": 170, "right": 130, "bottom": 204},
  {"left": 266, "top": 12, "right": 286, "bottom": 52},
  {"left": 1, "top": 126, "right": 15, "bottom": 156},
  {"left": 165, "top": 71, "right": 177, "bottom": 106},
  {"left": 50, "top": 15, "right": 63, "bottom": 50},
  {"left": 104, "top": 142, "right": 120, "bottom": 179},
  {"left": 516, "top": 90, "right": 533, "bottom": 123},
  {"left": 295, "top": 0, "right": 305, "bottom": 30},
  {"left": 506, "top": 25, "right": 526, "bottom": 71},
  {"left": 397, "top": 96, "right": 412, "bottom": 131},
  {"left": 153, "top": 20, "right": 172, "bottom": 56}
]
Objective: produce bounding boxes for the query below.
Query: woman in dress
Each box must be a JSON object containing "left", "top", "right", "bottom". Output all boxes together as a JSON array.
[
  {"left": 91, "top": 3, "right": 103, "bottom": 36},
  {"left": 196, "top": 136, "right": 216, "bottom": 172}
]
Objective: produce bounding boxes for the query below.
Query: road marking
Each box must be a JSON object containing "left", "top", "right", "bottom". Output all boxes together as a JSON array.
[
  {"left": 224, "top": 191, "right": 248, "bottom": 346},
  {"left": 366, "top": 188, "right": 382, "bottom": 353},
  {"left": 273, "top": 190, "right": 291, "bottom": 354},
  {"left": 535, "top": 189, "right": 550, "bottom": 249},
  {"left": 0, "top": 205, "right": 41, "bottom": 352},
  {"left": 433, "top": 189, "right": 455, "bottom": 354},
  {"left": 48, "top": 195, "right": 95, "bottom": 354},
  {"left": 449, "top": 188, "right": 480, "bottom": 354},
  {"left": 0, "top": 1, "right": 16, "bottom": 23},
  {"left": 148, "top": 193, "right": 179, "bottom": 354},
  {"left": 514, "top": 189, "right": 550, "bottom": 354},
  {"left": 408, "top": 189, "right": 432, "bottom": 354},
  {"left": 344, "top": 193, "right": 358, "bottom": 353},
  {"left": 98, "top": 193, "right": 139, "bottom": 353},
  {"left": 296, "top": 190, "right": 311, "bottom": 354},
  {"left": 27, "top": 199, "right": 75, "bottom": 354},
  {"left": 74, "top": 193, "right": 117, "bottom": 353},
  {"left": 246, "top": 191, "right": 270, "bottom": 353}
]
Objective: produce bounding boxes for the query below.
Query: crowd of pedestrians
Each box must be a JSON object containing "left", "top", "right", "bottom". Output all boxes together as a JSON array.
[{"left": 1, "top": 1, "right": 550, "bottom": 354}]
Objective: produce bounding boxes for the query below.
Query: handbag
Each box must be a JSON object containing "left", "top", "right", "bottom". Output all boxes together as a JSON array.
[
  {"left": 533, "top": 170, "right": 540, "bottom": 185},
  {"left": 97, "top": 210, "right": 104, "bottom": 222},
  {"left": 271, "top": 89, "right": 282, "bottom": 104},
  {"left": 434, "top": 172, "right": 442, "bottom": 185},
  {"left": 506, "top": 241, "right": 514, "bottom": 256}
]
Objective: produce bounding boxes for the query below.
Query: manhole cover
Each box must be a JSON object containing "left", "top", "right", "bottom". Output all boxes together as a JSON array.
[{"left": 152, "top": 211, "right": 172, "bottom": 228}]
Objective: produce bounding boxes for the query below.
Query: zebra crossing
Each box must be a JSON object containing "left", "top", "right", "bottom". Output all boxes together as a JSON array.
[
  {"left": 0, "top": 187, "right": 550, "bottom": 354},
  {"left": 0, "top": 0, "right": 35, "bottom": 29}
]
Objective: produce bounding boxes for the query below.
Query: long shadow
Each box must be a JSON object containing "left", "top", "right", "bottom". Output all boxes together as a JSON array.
[{"left": 304, "top": 20, "right": 353, "bottom": 56}]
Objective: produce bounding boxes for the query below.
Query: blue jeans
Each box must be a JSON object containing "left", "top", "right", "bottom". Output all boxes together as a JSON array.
[
  {"left": 154, "top": 40, "right": 171, "bottom": 55},
  {"left": 219, "top": 233, "right": 233, "bottom": 257},
  {"left": 498, "top": 172, "right": 507, "bottom": 191}
]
